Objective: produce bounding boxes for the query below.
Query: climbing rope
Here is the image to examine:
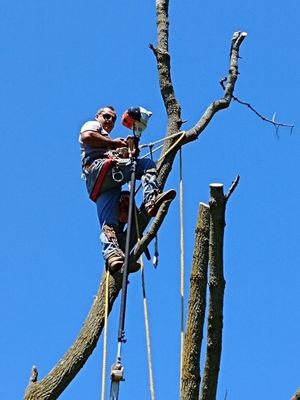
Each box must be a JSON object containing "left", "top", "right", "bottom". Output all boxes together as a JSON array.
[
  {"left": 136, "top": 131, "right": 186, "bottom": 197},
  {"left": 134, "top": 207, "right": 155, "bottom": 400},
  {"left": 101, "top": 270, "right": 110, "bottom": 400},
  {"left": 140, "top": 131, "right": 186, "bottom": 161},
  {"left": 179, "top": 146, "right": 185, "bottom": 390}
]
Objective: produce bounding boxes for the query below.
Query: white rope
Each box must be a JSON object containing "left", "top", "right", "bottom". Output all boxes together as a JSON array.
[
  {"left": 101, "top": 270, "right": 110, "bottom": 400},
  {"left": 140, "top": 131, "right": 185, "bottom": 159},
  {"left": 179, "top": 147, "right": 185, "bottom": 392},
  {"left": 134, "top": 208, "right": 155, "bottom": 400}
]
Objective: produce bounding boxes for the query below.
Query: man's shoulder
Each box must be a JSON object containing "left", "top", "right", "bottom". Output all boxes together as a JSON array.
[{"left": 80, "top": 120, "right": 102, "bottom": 134}]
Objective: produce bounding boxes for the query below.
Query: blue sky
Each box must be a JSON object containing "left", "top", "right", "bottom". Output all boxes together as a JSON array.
[{"left": 1, "top": 1, "right": 300, "bottom": 399}]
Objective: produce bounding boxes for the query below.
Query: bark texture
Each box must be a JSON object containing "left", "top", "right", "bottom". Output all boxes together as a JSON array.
[
  {"left": 291, "top": 389, "right": 300, "bottom": 400},
  {"left": 181, "top": 203, "right": 210, "bottom": 400},
  {"left": 200, "top": 184, "right": 227, "bottom": 400}
]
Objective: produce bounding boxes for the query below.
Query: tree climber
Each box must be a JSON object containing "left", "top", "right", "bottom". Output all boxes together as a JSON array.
[{"left": 79, "top": 105, "right": 176, "bottom": 273}]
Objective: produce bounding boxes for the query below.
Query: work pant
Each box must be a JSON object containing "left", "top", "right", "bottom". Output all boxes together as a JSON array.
[{"left": 96, "top": 157, "right": 158, "bottom": 261}]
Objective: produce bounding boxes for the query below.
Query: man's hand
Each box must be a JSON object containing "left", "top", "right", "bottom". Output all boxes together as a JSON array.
[
  {"left": 112, "top": 138, "right": 127, "bottom": 149},
  {"left": 81, "top": 130, "right": 127, "bottom": 150}
]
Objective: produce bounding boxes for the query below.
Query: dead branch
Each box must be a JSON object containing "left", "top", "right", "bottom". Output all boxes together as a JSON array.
[
  {"left": 184, "top": 32, "right": 247, "bottom": 145},
  {"left": 28, "top": 365, "right": 38, "bottom": 385},
  {"left": 225, "top": 175, "right": 240, "bottom": 201},
  {"left": 181, "top": 203, "right": 210, "bottom": 400},
  {"left": 220, "top": 78, "right": 294, "bottom": 135}
]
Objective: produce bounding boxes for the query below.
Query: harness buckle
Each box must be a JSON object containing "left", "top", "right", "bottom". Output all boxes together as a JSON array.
[{"left": 112, "top": 166, "right": 124, "bottom": 183}]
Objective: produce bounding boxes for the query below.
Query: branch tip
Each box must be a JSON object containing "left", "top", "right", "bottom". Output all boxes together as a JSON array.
[
  {"left": 225, "top": 175, "right": 240, "bottom": 201},
  {"left": 29, "top": 365, "right": 38, "bottom": 384}
]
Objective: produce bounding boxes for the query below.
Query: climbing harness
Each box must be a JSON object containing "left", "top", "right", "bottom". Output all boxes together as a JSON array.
[{"left": 109, "top": 107, "right": 152, "bottom": 400}]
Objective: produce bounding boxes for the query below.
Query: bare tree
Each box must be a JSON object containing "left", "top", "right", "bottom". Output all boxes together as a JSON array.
[{"left": 23, "top": 1, "right": 258, "bottom": 399}]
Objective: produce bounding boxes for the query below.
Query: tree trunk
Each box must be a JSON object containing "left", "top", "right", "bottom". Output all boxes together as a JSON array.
[
  {"left": 181, "top": 203, "right": 210, "bottom": 400},
  {"left": 200, "top": 184, "right": 227, "bottom": 400}
]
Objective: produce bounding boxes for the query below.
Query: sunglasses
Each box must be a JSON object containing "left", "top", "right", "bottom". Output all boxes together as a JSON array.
[{"left": 102, "top": 113, "right": 117, "bottom": 123}]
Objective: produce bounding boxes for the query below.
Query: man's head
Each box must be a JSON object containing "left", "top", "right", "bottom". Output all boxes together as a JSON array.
[{"left": 95, "top": 105, "right": 117, "bottom": 133}]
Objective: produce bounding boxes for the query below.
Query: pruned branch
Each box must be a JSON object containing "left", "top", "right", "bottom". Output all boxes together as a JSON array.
[{"left": 181, "top": 203, "right": 210, "bottom": 400}]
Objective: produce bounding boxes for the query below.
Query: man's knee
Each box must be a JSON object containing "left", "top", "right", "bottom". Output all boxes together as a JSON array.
[{"left": 145, "top": 167, "right": 157, "bottom": 176}]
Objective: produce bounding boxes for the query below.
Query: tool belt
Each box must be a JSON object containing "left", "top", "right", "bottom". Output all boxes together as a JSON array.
[
  {"left": 83, "top": 147, "right": 129, "bottom": 170},
  {"left": 88, "top": 158, "right": 131, "bottom": 203}
]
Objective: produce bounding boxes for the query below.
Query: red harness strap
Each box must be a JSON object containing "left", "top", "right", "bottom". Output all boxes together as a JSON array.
[{"left": 90, "top": 159, "right": 112, "bottom": 202}]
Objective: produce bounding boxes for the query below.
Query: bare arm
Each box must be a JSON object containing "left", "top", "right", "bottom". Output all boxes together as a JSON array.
[{"left": 81, "top": 130, "right": 127, "bottom": 149}]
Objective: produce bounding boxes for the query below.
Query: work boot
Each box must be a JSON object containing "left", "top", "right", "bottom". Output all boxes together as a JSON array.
[
  {"left": 106, "top": 252, "right": 141, "bottom": 274},
  {"left": 106, "top": 252, "right": 124, "bottom": 273},
  {"left": 129, "top": 260, "right": 141, "bottom": 273},
  {"left": 145, "top": 189, "right": 177, "bottom": 217}
]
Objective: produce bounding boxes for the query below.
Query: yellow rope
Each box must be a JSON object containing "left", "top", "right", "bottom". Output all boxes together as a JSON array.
[
  {"left": 179, "top": 147, "right": 185, "bottom": 391},
  {"left": 134, "top": 207, "right": 155, "bottom": 400},
  {"left": 141, "top": 131, "right": 186, "bottom": 161},
  {"left": 140, "top": 130, "right": 185, "bottom": 149},
  {"left": 157, "top": 131, "right": 186, "bottom": 164},
  {"left": 101, "top": 270, "right": 110, "bottom": 400}
]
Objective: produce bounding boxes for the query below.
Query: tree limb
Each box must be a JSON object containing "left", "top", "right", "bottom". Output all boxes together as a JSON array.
[
  {"left": 181, "top": 203, "right": 210, "bottom": 400},
  {"left": 24, "top": 272, "right": 122, "bottom": 400},
  {"left": 154, "top": 31, "right": 247, "bottom": 190},
  {"left": 225, "top": 175, "right": 240, "bottom": 201},
  {"left": 291, "top": 388, "right": 300, "bottom": 400},
  {"left": 132, "top": 199, "right": 173, "bottom": 262},
  {"left": 184, "top": 32, "right": 247, "bottom": 145}
]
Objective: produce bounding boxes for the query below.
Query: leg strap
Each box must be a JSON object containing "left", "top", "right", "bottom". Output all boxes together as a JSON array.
[{"left": 90, "top": 159, "right": 112, "bottom": 202}]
